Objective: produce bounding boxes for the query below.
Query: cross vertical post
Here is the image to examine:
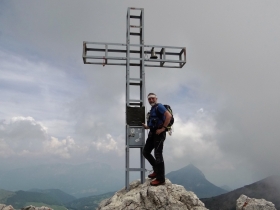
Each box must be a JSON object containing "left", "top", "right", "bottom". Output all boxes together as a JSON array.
[
  {"left": 125, "top": 8, "right": 146, "bottom": 189},
  {"left": 82, "top": 7, "right": 186, "bottom": 190}
]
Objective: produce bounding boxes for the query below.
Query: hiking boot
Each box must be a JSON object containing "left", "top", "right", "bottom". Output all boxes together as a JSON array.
[
  {"left": 150, "top": 179, "right": 165, "bottom": 186},
  {"left": 148, "top": 171, "right": 157, "bottom": 179}
]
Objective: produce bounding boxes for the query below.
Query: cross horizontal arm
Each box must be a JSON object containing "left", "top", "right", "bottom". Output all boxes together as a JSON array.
[
  {"left": 83, "top": 41, "right": 186, "bottom": 68},
  {"left": 87, "top": 48, "right": 182, "bottom": 56},
  {"left": 85, "top": 41, "right": 185, "bottom": 49}
]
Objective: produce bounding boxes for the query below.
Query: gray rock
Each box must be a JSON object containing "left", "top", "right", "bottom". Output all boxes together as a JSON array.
[
  {"left": 236, "top": 194, "right": 276, "bottom": 210},
  {"left": 0, "top": 204, "right": 14, "bottom": 210},
  {"left": 21, "top": 206, "right": 53, "bottom": 210},
  {"left": 98, "top": 178, "right": 208, "bottom": 210},
  {"left": 0, "top": 204, "right": 53, "bottom": 210}
]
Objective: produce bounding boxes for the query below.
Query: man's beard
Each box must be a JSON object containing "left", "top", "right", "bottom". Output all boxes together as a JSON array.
[{"left": 150, "top": 102, "right": 156, "bottom": 106}]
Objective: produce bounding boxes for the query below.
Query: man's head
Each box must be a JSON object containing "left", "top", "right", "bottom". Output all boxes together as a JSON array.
[{"left": 147, "top": 93, "right": 157, "bottom": 106}]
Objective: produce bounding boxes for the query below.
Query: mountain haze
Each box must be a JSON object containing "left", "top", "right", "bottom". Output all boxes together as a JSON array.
[
  {"left": 166, "top": 164, "right": 227, "bottom": 198},
  {"left": 0, "top": 162, "right": 124, "bottom": 198},
  {"left": 66, "top": 191, "right": 115, "bottom": 210},
  {"left": 2, "top": 163, "right": 279, "bottom": 209},
  {"left": 28, "top": 189, "right": 76, "bottom": 203},
  {"left": 5, "top": 190, "right": 63, "bottom": 209},
  {"left": 220, "top": 185, "right": 232, "bottom": 191},
  {"left": 201, "top": 175, "right": 280, "bottom": 210},
  {"left": 0, "top": 189, "right": 15, "bottom": 203},
  {"left": 0, "top": 188, "right": 79, "bottom": 209}
]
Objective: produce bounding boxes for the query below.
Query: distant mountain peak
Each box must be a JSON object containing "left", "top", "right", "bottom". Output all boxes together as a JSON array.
[
  {"left": 178, "top": 164, "right": 206, "bottom": 179},
  {"left": 185, "top": 163, "right": 202, "bottom": 170},
  {"left": 187, "top": 163, "right": 195, "bottom": 167},
  {"left": 166, "top": 164, "right": 227, "bottom": 198}
]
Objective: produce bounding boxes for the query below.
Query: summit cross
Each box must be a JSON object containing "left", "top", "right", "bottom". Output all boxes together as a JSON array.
[{"left": 82, "top": 7, "right": 186, "bottom": 190}]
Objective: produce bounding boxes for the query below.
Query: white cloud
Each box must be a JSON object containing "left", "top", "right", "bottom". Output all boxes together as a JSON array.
[
  {"left": 92, "top": 134, "right": 124, "bottom": 156},
  {"left": 43, "top": 136, "right": 77, "bottom": 159},
  {"left": 0, "top": 139, "right": 15, "bottom": 158},
  {"left": 10, "top": 116, "right": 48, "bottom": 133},
  {"left": 0, "top": 115, "right": 123, "bottom": 165},
  {"left": 0, "top": 116, "right": 46, "bottom": 157},
  {"left": 0, "top": 116, "right": 85, "bottom": 160},
  {"left": 166, "top": 111, "right": 222, "bottom": 161},
  {"left": 163, "top": 110, "right": 239, "bottom": 186}
]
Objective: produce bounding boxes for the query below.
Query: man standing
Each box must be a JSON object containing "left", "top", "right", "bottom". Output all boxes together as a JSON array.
[{"left": 142, "top": 93, "right": 172, "bottom": 186}]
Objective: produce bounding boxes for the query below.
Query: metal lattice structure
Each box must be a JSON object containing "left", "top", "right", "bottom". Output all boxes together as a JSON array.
[{"left": 83, "top": 7, "right": 186, "bottom": 190}]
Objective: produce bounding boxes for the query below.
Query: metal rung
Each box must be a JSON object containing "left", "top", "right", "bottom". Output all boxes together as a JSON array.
[
  {"left": 130, "top": 32, "right": 141, "bottom": 36},
  {"left": 130, "top": 25, "right": 142, "bottom": 28},
  {"left": 129, "top": 99, "right": 143, "bottom": 102},
  {"left": 129, "top": 7, "right": 143, "bottom": 11},
  {"left": 126, "top": 168, "right": 146, "bottom": 171},
  {"left": 129, "top": 82, "right": 141, "bottom": 86},
  {"left": 128, "top": 145, "right": 145, "bottom": 148},
  {"left": 129, "top": 78, "right": 142, "bottom": 81},
  {"left": 130, "top": 63, "right": 141, "bottom": 66},
  {"left": 129, "top": 103, "right": 141, "bottom": 106},
  {"left": 130, "top": 15, "right": 141, "bottom": 19}
]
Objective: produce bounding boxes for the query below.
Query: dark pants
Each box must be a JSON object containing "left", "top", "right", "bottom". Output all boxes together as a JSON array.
[{"left": 143, "top": 131, "right": 166, "bottom": 182}]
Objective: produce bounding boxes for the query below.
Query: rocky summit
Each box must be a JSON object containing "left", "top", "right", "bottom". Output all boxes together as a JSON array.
[
  {"left": 97, "top": 178, "right": 208, "bottom": 210},
  {"left": 236, "top": 194, "right": 276, "bottom": 210}
]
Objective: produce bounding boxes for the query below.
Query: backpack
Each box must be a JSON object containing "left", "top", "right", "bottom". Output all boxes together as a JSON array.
[
  {"left": 146, "top": 104, "right": 174, "bottom": 132},
  {"left": 156, "top": 104, "right": 174, "bottom": 130}
]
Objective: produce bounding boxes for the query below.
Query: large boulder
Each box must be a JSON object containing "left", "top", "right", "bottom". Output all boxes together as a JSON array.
[
  {"left": 98, "top": 178, "right": 208, "bottom": 210},
  {"left": 236, "top": 194, "right": 276, "bottom": 210}
]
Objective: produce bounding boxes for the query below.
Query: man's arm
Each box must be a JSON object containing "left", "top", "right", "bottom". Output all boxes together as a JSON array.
[
  {"left": 142, "top": 123, "right": 149, "bottom": 129},
  {"left": 156, "top": 110, "right": 172, "bottom": 135},
  {"left": 162, "top": 110, "right": 172, "bottom": 129}
]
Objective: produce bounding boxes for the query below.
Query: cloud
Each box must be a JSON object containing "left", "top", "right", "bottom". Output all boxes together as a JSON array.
[
  {"left": 0, "top": 115, "right": 125, "bottom": 165},
  {"left": 92, "top": 134, "right": 124, "bottom": 156},
  {"left": 165, "top": 109, "right": 224, "bottom": 165},
  {"left": 163, "top": 109, "right": 245, "bottom": 187},
  {"left": 0, "top": 116, "right": 47, "bottom": 156},
  {"left": 0, "top": 116, "right": 80, "bottom": 159},
  {"left": 0, "top": 139, "right": 14, "bottom": 158},
  {"left": 43, "top": 136, "right": 77, "bottom": 159},
  {"left": 0, "top": 50, "right": 85, "bottom": 122}
]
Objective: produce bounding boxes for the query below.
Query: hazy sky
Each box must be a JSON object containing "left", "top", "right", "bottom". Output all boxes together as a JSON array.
[{"left": 1, "top": 0, "right": 280, "bottom": 189}]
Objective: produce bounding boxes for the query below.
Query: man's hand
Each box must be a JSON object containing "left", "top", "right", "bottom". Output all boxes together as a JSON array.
[
  {"left": 142, "top": 123, "right": 149, "bottom": 129},
  {"left": 156, "top": 127, "right": 165, "bottom": 135}
]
